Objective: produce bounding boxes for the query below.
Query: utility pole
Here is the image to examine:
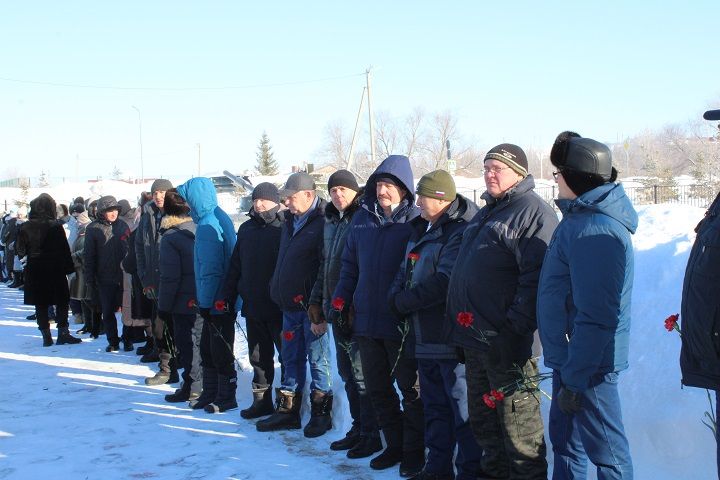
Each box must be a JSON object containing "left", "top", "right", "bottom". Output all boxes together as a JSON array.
[
  {"left": 131, "top": 106, "right": 144, "bottom": 182},
  {"left": 197, "top": 143, "right": 201, "bottom": 177},
  {"left": 346, "top": 87, "right": 366, "bottom": 171},
  {"left": 366, "top": 66, "right": 375, "bottom": 165}
]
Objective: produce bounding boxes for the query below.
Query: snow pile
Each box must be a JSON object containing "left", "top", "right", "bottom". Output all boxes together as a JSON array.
[{"left": 0, "top": 203, "right": 716, "bottom": 478}]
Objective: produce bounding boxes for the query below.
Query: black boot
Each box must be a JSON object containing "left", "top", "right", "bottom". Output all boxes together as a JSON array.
[
  {"left": 204, "top": 374, "right": 238, "bottom": 413},
  {"left": 145, "top": 352, "right": 173, "bottom": 385},
  {"left": 8, "top": 271, "right": 23, "bottom": 288},
  {"left": 347, "top": 435, "right": 383, "bottom": 459},
  {"left": 189, "top": 367, "right": 218, "bottom": 410},
  {"left": 399, "top": 449, "right": 426, "bottom": 478},
  {"left": 330, "top": 424, "right": 361, "bottom": 451},
  {"left": 56, "top": 327, "right": 82, "bottom": 345},
  {"left": 303, "top": 390, "right": 333, "bottom": 438},
  {"left": 140, "top": 340, "right": 160, "bottom": 363},
  {"left": 370, "top": 447, "right": 403, "bottom": 470},
  {"left": 136, "top": 336, "right": 154, "bottom": 356},
  {"left": 256, "top": 389, "right": 302, "bottom": 432},
  {"left": 240, "top": 386, "right": 274, "bottom": 419},
  {"left": 122, "top": 334, "right": 133, "bottom": 352},
  {"left": 168, "top": 357, "right": 180, "bottom": 383},
  {"left": 164, "top": 381, "right": 191, "bottom": 403},
  {"left": 40, "top": 328, "right": 53, "bottom": 347}
]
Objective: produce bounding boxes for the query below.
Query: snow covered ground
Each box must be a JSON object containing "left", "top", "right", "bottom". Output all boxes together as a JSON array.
[{"left": 0, "top": 203, "right": 717, "bottom": 479}]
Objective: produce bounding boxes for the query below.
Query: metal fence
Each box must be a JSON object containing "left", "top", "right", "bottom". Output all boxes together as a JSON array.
[{"left": 457, "top": 183, "right": 717, "bottom": 209}]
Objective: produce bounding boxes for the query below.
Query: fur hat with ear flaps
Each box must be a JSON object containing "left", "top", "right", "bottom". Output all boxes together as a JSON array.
[{"left": 550, "top": 131, "right": 618, "bottom": 196}]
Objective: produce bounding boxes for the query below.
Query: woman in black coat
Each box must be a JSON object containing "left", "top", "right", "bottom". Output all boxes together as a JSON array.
[{"left": 15, "top": 193, "right": 82, "bottom": 347}]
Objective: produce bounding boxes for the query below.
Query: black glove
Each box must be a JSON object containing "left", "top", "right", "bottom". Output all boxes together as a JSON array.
[
  {"left": 487, "top": 328, "right": 526, "bottom": 372},
  {"left": 157, "top": 310, "right": 172, "bottom": 323},
  {"left": 198, "top": 307, "right": 211, "bottom": 322},
  {"left": 388, "top": 295, "right": 403, "bottom": 320},
  {"left": 332, "top": 305, "right": 354, "bottom": 337},
  {"left": 557, "top": 387, "right": 583, "bottom": 415}
]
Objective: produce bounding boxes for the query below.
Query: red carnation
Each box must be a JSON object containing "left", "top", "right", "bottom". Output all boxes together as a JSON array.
[
  {"left": 456, "top": 311, "right": 474, "bottom": 328},
  {"left": 283, "top": 330, "right": 295, "bottom": 341},
  {"left": 214, "top": 300, "right": 227, "bottom": 311},
  {"left": 332, "top": 297, "right": 345, "bottom": 311},
  {"left": 293, "top": 294, "right": 305, "bottom": 304},
  {"left": 187, "top": 299, "right": 197, "bottom": 308},
  {"left": 408, "top": 252, "right": 420, "bottom": 262},
  {"left": 483, "top": 393, "right": 497, "bottom": 409},
  {"left": 490, "top": 389, "right": 505, "bottom": 402},
  {"left": 664, "top": 313, "right": 680, "bottom": 332}
]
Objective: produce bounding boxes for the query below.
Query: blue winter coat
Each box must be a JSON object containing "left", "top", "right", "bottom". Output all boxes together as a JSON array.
[
  {"left": 176, "top": 178, "right": 237, "bottom": 313},
  {"left": 390, "top": 194, "right": 479, "bottom": 359},
  {"left": 158, "top": 215, "right": 197, "bottom": 315},
  {"left": 270, "top": 197, "right": 326, "bottom": 312},
  {"left": 680, "top": 191, "right": 720, "bottom": 390},
  {"left": 332, "top": 155, "right": 420, "bottom": 340},
  {"left": 537, "top": 182, "right": 638, "bottom": 393}
]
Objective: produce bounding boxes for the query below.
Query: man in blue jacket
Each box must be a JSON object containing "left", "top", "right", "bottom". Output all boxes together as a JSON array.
[
  {"left": 389, "top": 170, "right": 482, "bottom": 480},
  {"left": 257, "top": 172, "right": 332, "bottom": 438},
  {"left": 332, "top": 155, "right": 424, "bottom": 477},
  {"left": 176, "top": 177, "right": 238, "bottom": 413},
  {"left": 680, "top": 108, "right": 720, "bottom": 479},
  {"left": 537, "top": 132, "right": 636, "bottom": 479}
]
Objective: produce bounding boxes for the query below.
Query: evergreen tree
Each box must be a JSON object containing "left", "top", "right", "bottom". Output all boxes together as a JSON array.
[
  {"left": 14, "top": 179, "right": 30, "bottom": 208},
  {"left": 111, "top": 166, "right": 122, "bottom": 180},
  {"left": 255, "top": 132, "right": 279, "bottom": 176},
  {"left": 37, "top": 171, "right": 50, "bottom": 187}
]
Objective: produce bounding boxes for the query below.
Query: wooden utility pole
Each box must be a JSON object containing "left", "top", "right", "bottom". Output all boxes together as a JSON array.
[
  {"left": 346, "top": 87, "right": 366, "bottom": 171},
  {"left": 366, "top": 66, "right": 375, "bottom": 165}
]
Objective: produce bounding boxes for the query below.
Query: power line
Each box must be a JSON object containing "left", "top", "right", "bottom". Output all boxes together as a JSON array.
[{"left": 0, "top": 72, "right": 366, "bottom": 91}]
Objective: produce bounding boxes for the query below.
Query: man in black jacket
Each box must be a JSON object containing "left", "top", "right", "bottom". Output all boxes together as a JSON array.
[
  {"left": 446, "top": 144, "right": 558, "bottom": 480},
  {"left": 84, "top": 196, "right": 130, "bottom": 352},
  {"left": 257, "top": 172, "right": 332, "bottom": 438},
  {"left": 390, "top": 170, "right": 482, "bottom": 480},
  {"left": 220, "top": 182, "right": 285, "bottom": 419},
  {"left": 309, "top": 170, "right": 381, "bottom": 458},
  {"left": 680, "top": 107, "right": 720, "bottom": 478}
]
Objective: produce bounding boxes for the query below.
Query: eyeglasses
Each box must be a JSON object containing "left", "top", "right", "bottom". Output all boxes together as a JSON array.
[
  {"left": 483, "top": 166, "right": 512, "bottom": 175},
  {"left": 552, "top": 170, "right": 563, "bottom": 180}
]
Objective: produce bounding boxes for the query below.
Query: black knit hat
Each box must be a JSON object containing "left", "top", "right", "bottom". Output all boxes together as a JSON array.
[
  {"left": 163, "top": 190, "right": 190, "bottom": 216},
  {"left": 151, "top": 178, "right": 173, "bottom": 193},
  {"left": 251, "top": 182, "right": 280, "bottom": 203},
  {"left": 69, "top": 203, "right": 85, "bottom": 215},
  {"left": 328, "top": 170, "right": 360, "bottom": 192},
  {"left": 117, "top": 199, "right": 131, "bottom": 216},
  {"left": 484, "top": 143, "right": 528, "bottom": 177},
  {"left": 416, "top": 170, "right": 456, "bottom": 200}
]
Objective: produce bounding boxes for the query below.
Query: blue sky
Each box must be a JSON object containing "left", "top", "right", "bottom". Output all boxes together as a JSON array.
[{"left": 1, "top": 1, "right": 718, "bottom": 180}]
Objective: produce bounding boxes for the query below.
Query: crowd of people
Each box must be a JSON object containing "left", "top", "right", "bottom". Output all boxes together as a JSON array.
[{"left": 0, "top": 128, "right": 718, "bottom": 480}]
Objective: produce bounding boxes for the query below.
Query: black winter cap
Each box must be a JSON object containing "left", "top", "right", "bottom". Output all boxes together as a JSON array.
[
  {"left": 251, "top": 182, "right": 280, "bottom": 203},
  {"left": 279, "top": 172, "right": 315, "bottom": 197},
  {"left": 484, "top": 144, "right": 528, "bottom": 177},
  {"left": 151, "top": 178, "right": 173, "bottom": 193},
  {"left": 328, "top": 170, "right": 360, "bottom": 192}
]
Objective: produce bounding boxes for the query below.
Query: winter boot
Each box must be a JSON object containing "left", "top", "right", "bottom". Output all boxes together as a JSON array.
[
  {"left": 240, "top": 386, "right": 274, "bottom": 419},
  {"left": 204, "top": 374, "right": 238, "bottom": 413},
  {"left": 303, "top": 390, "right": 333, "bottom": 438},
  {"left": 26, "top": 313, "right": 37, "bottom": 321},
  {"left": 144, "top": 352, "right": 173, "bottom": 385},
  {"left": 122, "top": 334, "right": 133, "bottom": 352},
  {"left": 347, "top": 434, "right": 383, "bottom": 459},
  {"left": 136, "top": 336, "right": 154, "bottom": 356},
  {"left": 164, "top": 381, "right": 192, "bottom": 403},
  {"left": 330, "top": 424, "right": 361, "bottom": 451},
  {"left": 189, "top": 367, "right": 218, "bottom": 410},
  {"left": 8, "top": 271, "right": 23, "bottom": 288},
  {"left": 140, "top": 340, "right": 159, "bottom": 363},
  {"left": 256, "top": 389, "right": 302, "bottom": 432},
  {"left": 370, "top": 447, "right": 404, "bottom": 471},
  {"left": 56, "top": 327, "right": 82, "bottom": 345},
  {"left": 399, "top": 449, "right": 426, "bottom": 478},
  {"left": 40, "top": 328, "right": 53, "bottom": 347}
]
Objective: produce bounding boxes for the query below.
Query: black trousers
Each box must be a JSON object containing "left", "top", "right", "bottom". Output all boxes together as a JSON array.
[
  {"left": 36, "top": 303, "right": 69, "bottom": 330},
  {"left": 98, "top": 283, "right": 122, "bottom": 346},
  {"left": 200, "top": 313, "right": 236, "bottom": 377},
  {"left": 357, "top": 335, "right": 424, "bottom": 452},
  {"left": 245, "top": 314, "right": 283, "bottom": 389}
]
